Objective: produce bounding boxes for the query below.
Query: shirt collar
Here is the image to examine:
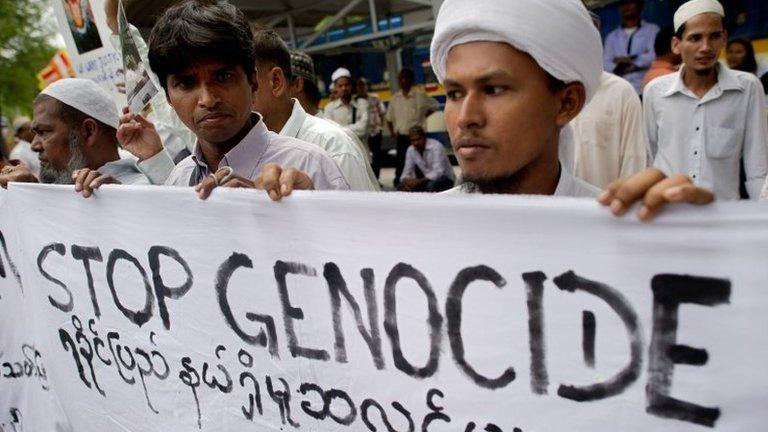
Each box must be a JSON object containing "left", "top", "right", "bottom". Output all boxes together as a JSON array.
[
  {"left": 190, "top": 112, "right": 269, "bottom": 178},
  {"left": 280, "top": 99, "right": 308, "bottom": 138},
  {"left": 664, "top": 63, "right": 744, "bottom": 98}
]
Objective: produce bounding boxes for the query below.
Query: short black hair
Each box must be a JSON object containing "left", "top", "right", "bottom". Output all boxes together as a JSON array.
[
  {"left": 654, "top": 27, "right": 675, "bottom": 56},
  {"left": 252, "top": 29, "right": 293, "bottom": 80},
  {"left": 674, "top": 23, "right": 686, "bottom": 40},
  {"left": 148, "top": 0, "right": 256, "bottom": 92},
  {"left": 398, "top": 68, "right": 415, "bottom": 82}
]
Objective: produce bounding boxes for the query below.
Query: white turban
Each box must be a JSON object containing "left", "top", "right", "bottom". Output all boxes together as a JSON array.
[
  {"left": 40, "top": 78, "right": 120, "bottom": 129},
  {"left": 331, "top": 67, "right": 352, "bottom": 83},
  {"left": 673, "top": 0, "right": 724, "bottom": 32},
  {"left": 430, "top": 0, "right": 603, "bottom": 103}
]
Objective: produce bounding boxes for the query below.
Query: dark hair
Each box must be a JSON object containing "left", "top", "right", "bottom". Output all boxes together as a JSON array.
[
  {"left": 620, "top": 0, "right": 643, "bottom": 7},
  {"left": 654, "top": 27, "right": 675, "bottom": 56},
  {"left": 303, "top": 78, "right": 322, "bottom": 107},
  {"left": 674, "top": 23, "right": 686, "bottom": 40},
  {"left": 398, "top": 68, "right": 415, "bottom": 82},
  {"left": 727, "top": 38, "right": 758, "bottom": 74},
  {"left": 148, "top": 0, "right": 256, "bottom": 92},
  {"left": 252, "top": 29, "right": 293, "bottom": 81},
  {"left": 760, "top": 72, "right": 768, "bottom": 95},
  {"left": 408, "top": 125, "right": 425, "bottom": 137}
]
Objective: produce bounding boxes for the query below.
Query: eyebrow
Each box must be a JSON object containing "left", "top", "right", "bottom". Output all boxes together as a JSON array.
[{"left": 444, "top": 70, "right": 513, "bottom": 87}]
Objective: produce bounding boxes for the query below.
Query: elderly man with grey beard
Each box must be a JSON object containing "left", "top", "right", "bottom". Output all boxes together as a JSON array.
[{"left": 0, "top": 78, "right": 149, "bottom": 196}]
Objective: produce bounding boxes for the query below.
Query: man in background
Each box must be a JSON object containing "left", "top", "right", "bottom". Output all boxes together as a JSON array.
[
  {"left": 10, "top": 117, "right": 41, "bottom": 177},
  {"left": 603, "top": 0, "right": 660, "bottom": 95},
  {"left": 356, "top": 77, "right": 386, "bottom": 179},
  {"left": 324, "top": 68, "right": 369, "bottom": 141},
  {"left": 398, "top": 126, "right": 454, "bottom": 192}
]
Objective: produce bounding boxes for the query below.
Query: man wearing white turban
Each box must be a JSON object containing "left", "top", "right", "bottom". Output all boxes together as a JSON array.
[
  {"left": 431, "top": 0, "right": 715, "bottom": 220},
  {"left": 0, "top": 78, "right": 149, "bottom": 194},
  {"left": 643, "top": 0, "right": 768, "bottom": 200}
]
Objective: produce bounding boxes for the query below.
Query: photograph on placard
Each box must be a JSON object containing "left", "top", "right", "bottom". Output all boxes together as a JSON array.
[{"left": 61, "top": 0, "right": 103, "bottom": 54}]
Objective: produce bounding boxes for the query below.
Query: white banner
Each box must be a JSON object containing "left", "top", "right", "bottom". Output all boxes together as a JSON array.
[
  {"left": 52, "top": 0, "right": 125, "bottom": 105},
  {"left": 3, "top": 184, "right": 768, "bottom": 431}
]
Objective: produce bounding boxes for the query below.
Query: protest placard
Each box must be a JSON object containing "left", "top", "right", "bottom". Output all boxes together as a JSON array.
[
  {"left": 117, "top": 0, "right": 158, "bottom": 115},
  {"left": 4, "top": 184, "right": 768, "bottom": 431}
]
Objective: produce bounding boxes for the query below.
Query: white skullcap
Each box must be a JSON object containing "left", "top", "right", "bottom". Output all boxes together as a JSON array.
[
  {"left": 430, "top": 0, "right": 603, "bottom": 103},
  {"left": 40, "top": 78, "right": 119, "bottom": 129},
  {"left": 331, "top": 67, "right": 352, "bottom": 83},
  {"left": 673, "top": 0, "right": 724, "bottom": 32}
]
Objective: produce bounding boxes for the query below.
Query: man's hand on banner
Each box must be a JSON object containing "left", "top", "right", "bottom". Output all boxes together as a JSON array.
[
  {"left": 72, "top": 169, "right": 121, "bottom": 198},
  {"left": 117, "top": 107, "right": 163, "bottom": 161},
  {"left": 0, "top": 165, "right": 38, "bottom": 188},
  {"left": 195, "top": 167, "right": 257, "bottom": 200},
  {"left": 599, "top": 168, "right": 715, "bottom": 221},
  {"left": 194, "top": 164, "right": 315, "bottom": 201}
]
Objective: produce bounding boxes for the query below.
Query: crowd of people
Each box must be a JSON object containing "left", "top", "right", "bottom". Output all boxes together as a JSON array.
[{"left": 1, "top": 0, "right": 766, "bottom": 222}]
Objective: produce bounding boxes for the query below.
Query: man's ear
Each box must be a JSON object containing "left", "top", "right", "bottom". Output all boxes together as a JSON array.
[
  {"left": 671, "top": 37, "right": 681, "bottom": 56},
  {"left": 81, "top": 118, "right": 100, "bottom": 147},
  {"left": 270, "top": 66, "right": 288, "bottom": 97},
  {"left": 554, "top": 82, "right": 586, "bottom": 127}
]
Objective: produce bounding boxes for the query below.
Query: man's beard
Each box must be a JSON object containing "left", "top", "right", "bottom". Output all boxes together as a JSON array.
[
  {"left": 39, "top": 131, "right": 88, "bottom": 184},
  {"left": 460, "top": 164, "right": 533, "bottom": 194}
]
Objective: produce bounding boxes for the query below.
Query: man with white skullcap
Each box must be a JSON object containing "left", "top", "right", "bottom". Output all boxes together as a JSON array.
[
  {"left": 643, "top": 0, "right": 768, "bottom": 200},
  {"left": 324, "top": 67, "right": 370, "bottom": 141},
  {"left": 0, "top": 78, "right": 149, "bottom": 193},
  {"left": 431, "top": 0, "right": 715, "bottom": 220}
]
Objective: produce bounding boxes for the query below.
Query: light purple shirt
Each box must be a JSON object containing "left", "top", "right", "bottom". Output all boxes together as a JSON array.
[
  {"left": 165, "top": 114, "right": 350, "bottom": 190},
  {"left": 603, "top": 21, "right": 659, "bottom": 94},
  {"left": 401, "top": 138, "right": 455, "bottom": 181}
]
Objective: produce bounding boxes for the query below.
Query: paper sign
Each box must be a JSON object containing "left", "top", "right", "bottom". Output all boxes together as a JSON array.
[
  {"left": 5, "top": 184, "right": 768, "bottom": 431},
  {"left": 118, "top": 0, "right": 158, "bottom": 115}
]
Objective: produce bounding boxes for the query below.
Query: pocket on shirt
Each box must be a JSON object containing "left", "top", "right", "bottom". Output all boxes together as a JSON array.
[{"left": 705, "top": 126, "right": 739, "bottom": 159}]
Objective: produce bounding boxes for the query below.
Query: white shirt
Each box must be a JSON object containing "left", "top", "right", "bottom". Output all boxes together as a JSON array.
[
  {"left": 644, "top": 65, "right": 768, "bottom": 200},
  {"left": 99, "top": 152, "right": 150, "bottom": 185},
  {"left": 386, "top": 89, "right": 439, "bottom": 135},
  {"left": 445, "top": 164, "right": 600, "bottom": 198},
  {"left": 9, "top": 140, "right": 40, "bottom": 177},
  {"left": 280, "top": 100, "right": 379, "bottom": 191},
  {"left": 324, "top": 98, "right": 369, "bottom": 140},
  {"left": 401, "top": 138, "right": 455, "bottom": 182},
  {"left": 563, "top": 72, "right": 647, "bottom": 188},
  {"left": 761, "top": 176, "right": 767, "bottom": 201}
]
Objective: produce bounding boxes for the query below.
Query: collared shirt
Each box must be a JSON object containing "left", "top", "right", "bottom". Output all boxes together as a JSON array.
[
  {"left": 644, "top": 64, "right": 768, "bottom": 200},
  {"left": 386, "top": 89, "right": 439, "bottom": 135},
  {"left": 324, "top": 98, "right": 369, "bottom": 140},
  {"left": 99, "top": 152, "right": 150, "bottom": 185},
  {"left": 361, "top": 93, "right": 386, "bottom": 136},
  {"left": 642, "top": 59, "right": 679, "bottom": 90},
  {"left": 444, "top": 164, "right": 600, "bottom": 198},
  {"left": 603, "top": 21, "right": 660, "bottom": 94},
  {"left": 9, "top": 140, "right": 40, "bottom": 177},
  {"left": 401, "top": 138, "right": 455, "bottom": 182},
  {"left": 563, "top": 72, "right": 647, "bottom": 189},
  {"left": 761, "top": 177, "right": 767, "bottom": 201},
  {"left": 164, "top": 114, "right": 349, "bottom": 190},
  {"left": 280, "top": 99, "right": 378, "bottom": 191}
]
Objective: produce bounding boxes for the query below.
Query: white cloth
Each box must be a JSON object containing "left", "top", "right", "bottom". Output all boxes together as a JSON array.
[
  {"left": 331, "top": 68, "right": 351, "bottom": 83},
  {"left": 280, "top": 99, "right": 379, "bottom": 191},
  {"left": 644, "top": 65, "right": 768, "bottom": 200},
  {"left": 98, "top": 154, "right": 150, "bottom": 185},
  {"left": 562, "top": 72, "right": 647, "bottom": 188},
  {"left": 324, "top": 98, "right": 370, "bottom": 140},
  {"left": 430, "top": 0, "right": 603, "bottom": 103},
  {"left": 674, "top": 0, "right": 724, "bottom": 32},
  {"left": 445, "top": 164, "right": 600, "bottom": 197},
  {"left": 761, "top": 177, "right": 768, "bottom": 201},
  {"left": 40, "top": 78, "right": 119, "bottom": 129},
  {"left": 402, "top": 138, "right": 455, "bottom": 182},
  {"left": 9, "top": 140, "right": 40, "bottom": 177},
  {"left": 385, "top": 89, "right": 439, "bottom": 136}
]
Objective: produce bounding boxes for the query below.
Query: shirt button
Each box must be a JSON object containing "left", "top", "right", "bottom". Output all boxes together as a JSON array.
[
  {"left": 694, "top": 151, "right": 698, "bottom": 155},
  {"left": 692, "top": 175, "right": 697, "bottom": 179},
  {"left": 695, "top": 127, "right": 700, "bottom": 131}
]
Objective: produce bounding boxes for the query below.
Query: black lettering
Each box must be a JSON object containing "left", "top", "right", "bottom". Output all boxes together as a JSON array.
[
  {"left": 106, "top": 249, "right": 154, "bottom": 327},
  {"left": 274, "top": 260, "right": 329, "bottom": 361},
  {"left": 646, "top": 274, "right": 730, "bottom": 427},
  {"left": 71, "top": 245, "right": 103, "bottom": 318},
  {"left": 38, "top": 243, "right": 72, "bottom": 312},
  {"left": 266, "top": 375, "right": 300, "bottom": 428},
  {"left": 361, "top": 398, "right": 415, "bottom": 432},
  {"left": 582, "top": 310, "right": 596, "bottom": 368},
  {"left": 149, "top": 246, "right": 193, "bottom": 330},
  {"left": 554, "top": 271, "right": 642, "bottom": 401},
  {"left": 523, "top": 271, "right": 548, "bottom": 395},
  {"left": 324, "top": 263, "right": 384, "bottom": 369},
  {"left": 215, "top": 253, "right": 279, "bottom": 357},
  {"left": 447, "top": 265, "right": 514, "bottom": 389},
  {"left": 384, "top": 263, "right": 442, "bottom": 378},
  {"left": 0, "top": 229, "right": 22, "bottom": 290}
]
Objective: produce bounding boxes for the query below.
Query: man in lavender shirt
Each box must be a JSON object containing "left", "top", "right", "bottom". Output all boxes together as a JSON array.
[
  {"left": 77, "top": 0, "right": 348, "bottom": 200},
  {"left": 398, "top": 126, "right": 455, "bottom": 192}
]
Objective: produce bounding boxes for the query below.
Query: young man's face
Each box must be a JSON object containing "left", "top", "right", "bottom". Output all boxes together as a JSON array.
[
  {"left": 409, "top": 131, "right": 426, "bottom": 152},
  {"left": 673, "top": 13, "right": 726, "bottom": 74},
  {"left": 166, "top": 59, "right": 256, "bottom": 147},
  {"left": 335, "top": 77, "right": 353, "bottom": 99},
  {"left": 443, "top": 41, "right": 562, "bottom": 186}
]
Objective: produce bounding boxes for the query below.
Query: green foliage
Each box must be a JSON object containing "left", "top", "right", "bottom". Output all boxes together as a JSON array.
[{"left": 0, "top": 0, "right": 58, "bottom": 118}]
